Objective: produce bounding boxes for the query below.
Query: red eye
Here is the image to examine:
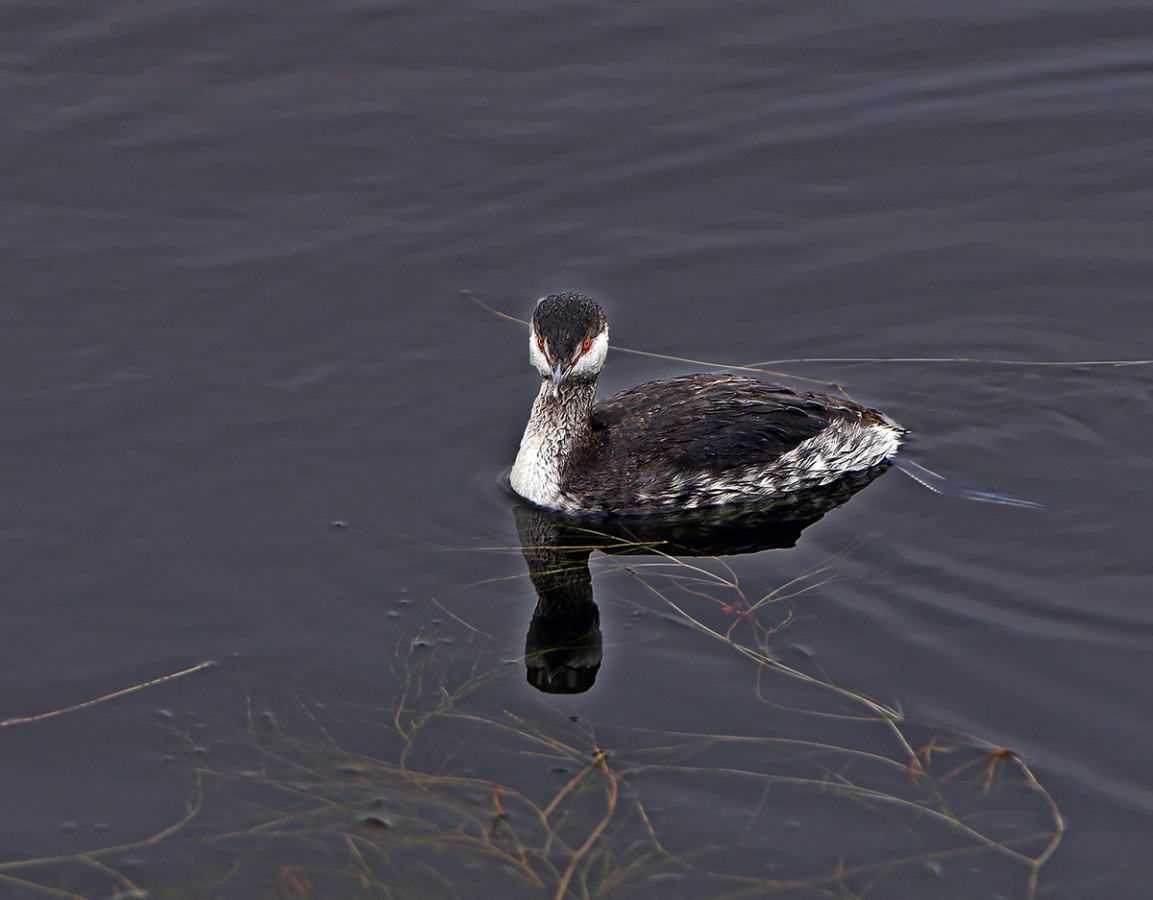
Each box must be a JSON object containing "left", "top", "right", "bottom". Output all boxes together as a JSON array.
[
  {"left": 582, "top": 338, "right": 592, "bottom": 352},
  {"left": 537, "top": 336, "right": 545, "bottom": 350}
]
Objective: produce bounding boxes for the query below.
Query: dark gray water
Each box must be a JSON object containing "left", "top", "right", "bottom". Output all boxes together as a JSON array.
[{"left": 3, "top": 1, "right": 1152, "bottom": 897}]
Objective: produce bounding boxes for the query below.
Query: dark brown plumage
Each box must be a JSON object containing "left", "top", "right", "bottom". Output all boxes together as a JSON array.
[{"left": 511, "top": 294, "right": 904, "bottom": 513}]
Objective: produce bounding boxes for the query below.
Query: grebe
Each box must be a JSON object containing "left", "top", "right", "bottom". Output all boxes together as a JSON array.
[{"left": 510, "top": 292, "right": 904, "bottom": 514}]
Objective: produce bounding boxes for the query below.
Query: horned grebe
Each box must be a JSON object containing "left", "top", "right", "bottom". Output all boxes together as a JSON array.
[{"left": 510, "top": 292, "right": 904, "bottom": 514}]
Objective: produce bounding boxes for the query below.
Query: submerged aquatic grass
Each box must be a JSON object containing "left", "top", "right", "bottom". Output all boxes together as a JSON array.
[{"left": 0, "top": 525, "right": 1063, "bottom": 899}]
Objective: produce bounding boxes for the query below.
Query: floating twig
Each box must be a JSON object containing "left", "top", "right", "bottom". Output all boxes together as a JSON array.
[{"left": 0, "top": 660, "right": 215, "bottom": 727}]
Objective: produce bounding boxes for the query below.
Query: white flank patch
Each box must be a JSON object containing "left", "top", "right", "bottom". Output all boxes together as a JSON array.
[{"left": 771, "top": 417, "right": 902, "bottom": 491}]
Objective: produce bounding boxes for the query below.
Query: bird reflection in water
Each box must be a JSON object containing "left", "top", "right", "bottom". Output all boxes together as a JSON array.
[{"left": 515, "top": 465, "right": 889, "bottom": 694}]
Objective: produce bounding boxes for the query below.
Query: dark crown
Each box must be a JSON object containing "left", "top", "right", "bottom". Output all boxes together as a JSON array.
[{"left": 533, "top": 293, "right": 607, "bottom": 360}]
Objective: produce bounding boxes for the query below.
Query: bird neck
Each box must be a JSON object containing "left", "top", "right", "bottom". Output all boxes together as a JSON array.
[
  {"left": 529, "top": 378, "right": 597, "bottom": 444},
  {"left": 510, "top": 378, "right": 598, "bottom": 510}
]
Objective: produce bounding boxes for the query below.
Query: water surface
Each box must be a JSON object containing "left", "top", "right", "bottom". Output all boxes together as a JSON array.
[{"left": 2, "top": 1, "right": 1152, "bottom": 897}]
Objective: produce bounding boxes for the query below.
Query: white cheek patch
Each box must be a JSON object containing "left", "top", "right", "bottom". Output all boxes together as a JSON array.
[
  {"left": 571, "top": 329, "right": 609, "bottom": 378},
  {"left": 528, "top": 330, "right": 552, "bottom": 377}
]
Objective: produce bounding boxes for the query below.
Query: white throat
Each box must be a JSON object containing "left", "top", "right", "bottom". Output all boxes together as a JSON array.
[{"left": 510, "top": 380, "right": 597, "bottom": 511}]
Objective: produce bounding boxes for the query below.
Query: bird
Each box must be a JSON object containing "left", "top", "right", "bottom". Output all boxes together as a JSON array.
[{"left": 510, "top": 292, "right": 904, "bottom": 514}]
